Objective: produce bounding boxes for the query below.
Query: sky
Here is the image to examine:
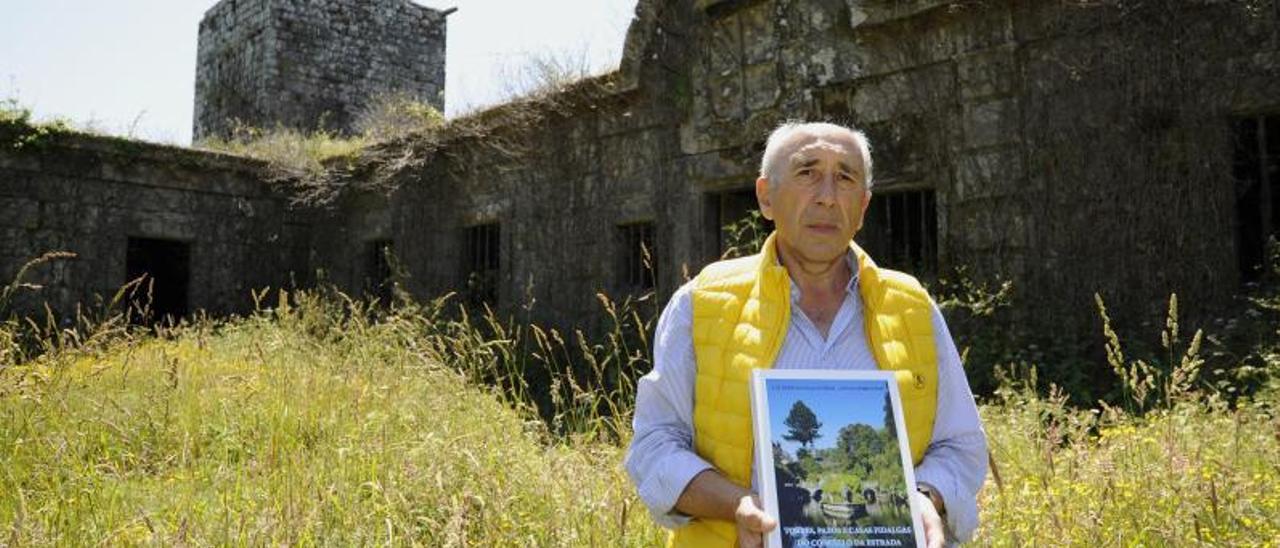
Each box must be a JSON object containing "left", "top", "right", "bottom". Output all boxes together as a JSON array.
[
  {"left": 0, "top": 0, "right": 637, "bottom": 145},
  {"left": 767, "top": 379, "right": 894, "bottom": 456}
]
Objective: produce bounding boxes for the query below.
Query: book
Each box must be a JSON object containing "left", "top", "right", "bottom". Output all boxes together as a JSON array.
[{"left": 750, "top": 369, "right": 926, "bottom": 548}]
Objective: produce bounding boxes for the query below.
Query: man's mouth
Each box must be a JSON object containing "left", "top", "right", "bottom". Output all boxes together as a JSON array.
[{"left": 806, "top": 222, "right": 839, "bottom": 233}]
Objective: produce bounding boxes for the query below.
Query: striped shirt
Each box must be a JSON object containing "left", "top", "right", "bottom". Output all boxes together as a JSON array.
[{"left": 624, "top": 258, "right": 988, "bottom": 543}]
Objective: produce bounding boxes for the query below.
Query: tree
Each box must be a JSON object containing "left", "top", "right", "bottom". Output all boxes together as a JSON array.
[
  {"left": 772, "top": 441, "right": 792, "bottom": 464},
  {"left": 882, "top": 392, "right": 898, "bottom": 441},
  {"left": 837, "top": 422, "right": 884, "bottom": 472},
  {"left": 782, "top": 400, "right": 822, "bottom": 449}
]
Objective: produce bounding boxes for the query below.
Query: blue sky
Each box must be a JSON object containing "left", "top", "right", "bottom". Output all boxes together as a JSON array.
[
  {"left": 767, "top": 379, "right": 892, "bottom": 456},
  {"left": 0, "top": 0, "right": 636, "bottom": 145}
]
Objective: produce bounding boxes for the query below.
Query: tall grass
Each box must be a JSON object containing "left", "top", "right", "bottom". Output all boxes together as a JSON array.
[
  {"left": 1, "top": 252, "right": 1277, "bottom": 545},
  {"left": 977, "top": 294, "right": 1280, "bottom": 545},
  {"left": 0, "top": 286, "right": 664, "bottom": 546}
]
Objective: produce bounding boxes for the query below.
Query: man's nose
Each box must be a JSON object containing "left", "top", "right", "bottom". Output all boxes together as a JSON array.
[{"left": 814, "top": 171, "right": 837, "bottom": 205}]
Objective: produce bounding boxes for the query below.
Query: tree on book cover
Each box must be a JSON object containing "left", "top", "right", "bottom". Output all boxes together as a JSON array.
[
  {"left": 771, "top": 388, "right": 912, "bottom": 547},
  {"left": 783, "top": 400, "right": 822, "bottom": 449}
]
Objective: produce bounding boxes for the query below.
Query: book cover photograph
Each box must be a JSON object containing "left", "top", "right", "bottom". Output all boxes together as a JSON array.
[{"left": 751, "top": 370, "right": 925, "bottom": 548}]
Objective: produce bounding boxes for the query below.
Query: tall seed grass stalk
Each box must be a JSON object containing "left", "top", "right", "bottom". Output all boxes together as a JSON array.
[{"left": 2, "top": 251, "right": 1278, "bottom": 545}]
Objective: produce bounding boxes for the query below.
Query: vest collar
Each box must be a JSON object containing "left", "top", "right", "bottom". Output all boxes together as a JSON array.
[{"left": 761, "top": 231, "right": 874, "bottom": 301}]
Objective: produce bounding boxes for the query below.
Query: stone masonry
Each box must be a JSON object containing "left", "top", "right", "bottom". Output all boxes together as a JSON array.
[
  {"left": 392, "top": 0, "right": 1280, "bottom": 358},
  {"left": 3, "top": 0, "right": 1278, "bottom": 387},
  {"left": 0, "top": 130, "right": 309, "bottom": 319},
  {"left": 193, "top": 0, "right": 448, "bottom": 140}
]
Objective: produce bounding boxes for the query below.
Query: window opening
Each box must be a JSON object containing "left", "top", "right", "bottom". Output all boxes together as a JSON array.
[
  {"left": 860, "top": 189, "right": 938, "bottom": 277},
  {"left": 463, "top": 223, "right": 500, "bottom": 307},
  {"left": 365, "top": 239, "right": 394, "bottom": 304},
  {"left": 713, "top": 188, "right": 773, "bottom": 259},
  {"left": 125, "top": 237, "right": 191, "bottom": 324},
  {"left": 619, "top": 222, "right": 657, "bottom": 292}
]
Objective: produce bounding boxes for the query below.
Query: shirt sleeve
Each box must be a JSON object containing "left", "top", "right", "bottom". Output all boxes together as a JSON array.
[
  {"left": 913, "top": 301, "right": 989, "bottom": 544},
  {"left": 624, "top": 281, "right": 714, "bottom": 529}
]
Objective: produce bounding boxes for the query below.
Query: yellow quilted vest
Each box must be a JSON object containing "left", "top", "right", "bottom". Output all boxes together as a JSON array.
[{"left": 670, "top": 232, "right": 939, "bottom": 547}]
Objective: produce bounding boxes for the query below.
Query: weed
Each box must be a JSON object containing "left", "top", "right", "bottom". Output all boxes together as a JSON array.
[{"left": 1, "top": 254, "right": 1277, "bottom": 545}]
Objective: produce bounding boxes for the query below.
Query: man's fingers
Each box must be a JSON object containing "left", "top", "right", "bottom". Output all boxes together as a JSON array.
[
  {"left": 926, "top": 528, "right": 944, "bottom": 548},
  {"left": 738, "top": 507, "right": 770, "bottom": 532},
  {"left": 913, "top": 491, "right": 945, "bottom": 548},
  {"left": 734, "top": 507, "right": 767, "bottom": 548},
  {"left": 743, "top": 494, "right": 777, "bottom": 532},
  {"left": 922, "top": 515, "right": 944, "bottom": 548},
  {"left": 743, "top": 509, "right": 776, "bottom": 533},
  {"left": 735, "top": 494, "right": 778, "bottom": 547},
  {"left": 758, "top": 511, "right": 778, "bottom": 532}
]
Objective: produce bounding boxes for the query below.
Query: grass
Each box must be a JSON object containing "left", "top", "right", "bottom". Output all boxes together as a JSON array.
[
  {"left": 978, "top": 366, "right": 1279, "bottom": 545},
  {"left": 973, "top": 289, "right": 1280, "bottom": 545},
  {"left": 0, "top": 291, "right": 662, "bottom": 546},
  {"left": 193, "top": 93, "right": 446, "bottom": 206},
  {"left": 196, "top": 124, "right": 368, "bottom": 176},
  {"left": 1, "top": 266, "right": 1278, "bottom": 546},
  {"left": 1, "top": 98, "right": 88, "bottom": 150}
]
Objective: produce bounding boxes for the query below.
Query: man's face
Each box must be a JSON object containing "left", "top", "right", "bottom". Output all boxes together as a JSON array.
[{"left": 756, "top": 130, "right": 871, "bottom": 266}]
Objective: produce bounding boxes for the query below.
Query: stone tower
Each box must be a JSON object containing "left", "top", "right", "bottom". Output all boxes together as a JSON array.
[{"left": 193, "top": 0, "right": 448, "bottom": 141}]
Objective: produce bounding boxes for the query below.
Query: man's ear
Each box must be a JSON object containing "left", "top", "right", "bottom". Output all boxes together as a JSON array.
[
  {"left": 856, "top": 189, "right": 872, "bottom": 231},
  {"left": 755, "top": 176, "right": 774, "bottom": 220}
]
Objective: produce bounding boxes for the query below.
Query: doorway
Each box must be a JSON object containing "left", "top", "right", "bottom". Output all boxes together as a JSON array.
[{"left": 125, "top": 237, "right": 191, "bottom": 323}]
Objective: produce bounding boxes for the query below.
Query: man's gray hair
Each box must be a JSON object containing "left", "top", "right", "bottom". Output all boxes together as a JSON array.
[{"left": 758, "top": 121, "right": 874, "bottom": 190}]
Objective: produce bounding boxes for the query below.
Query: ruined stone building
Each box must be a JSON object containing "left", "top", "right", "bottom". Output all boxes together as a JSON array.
[
  {"left": 2, "top": 0, "right": 1279, "bottom": 364},
  {"left": 194, "top": 0, "right": 449, "bottom": 139}
]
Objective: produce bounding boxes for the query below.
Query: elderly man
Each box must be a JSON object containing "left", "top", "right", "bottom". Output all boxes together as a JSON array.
[{"left": 625, "top": 122, "right": 987, "bottom": 547}]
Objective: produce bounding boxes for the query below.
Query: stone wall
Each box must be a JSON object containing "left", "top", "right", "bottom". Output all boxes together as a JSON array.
[
  {"left": 194, "top": 0, "right": 447, "bottom": 141},
  {"left": 0, "top": 130, "right": 310, "bottom": 320},
  {"left": 349, "top": 0, "right": 688, "bottom": 333},
  {"left": 379, "top": 0, "right": 1280, "bottom": 350},
  {"left": 3, "top": 0, "right": 1277, "bottom": 368},
  {"left": 389, "top": 89, "right": 685, "bottom": 331},
  {"left": 665, "top": 0, "right": 1279, "bottom": 339}
]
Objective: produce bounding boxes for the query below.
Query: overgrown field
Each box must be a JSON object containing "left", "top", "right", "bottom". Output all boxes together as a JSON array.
[
  {"left": 2, "top": 284, "right": 1278, "bottom": 546},
  {"left": 0, "top": 291, "right": 662, "bottom": 546}
]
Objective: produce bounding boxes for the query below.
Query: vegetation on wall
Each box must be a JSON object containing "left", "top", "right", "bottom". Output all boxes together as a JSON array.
[
  {"left": 0, "top": 98, "right": 79, "bottom": 150},
  {"left": 195, "top": 69, "right": 626, "bottom": 208}
]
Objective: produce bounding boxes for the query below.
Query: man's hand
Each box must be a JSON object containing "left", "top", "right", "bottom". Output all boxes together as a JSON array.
[
  {"left": 913, "top": 490, "right": 945, "bottom": 548},
  {"left": 733, "top": 494, "right": 777, "bottom": 548}
]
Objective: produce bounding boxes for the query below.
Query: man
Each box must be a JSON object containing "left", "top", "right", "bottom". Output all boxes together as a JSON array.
[{"left": 625, "top": 122, "right": 987, "bottom": 547}]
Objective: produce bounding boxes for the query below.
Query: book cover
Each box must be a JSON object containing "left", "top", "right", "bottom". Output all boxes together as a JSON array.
[{"left": 750, "top": 369, "right": 926, "bottom": 548}]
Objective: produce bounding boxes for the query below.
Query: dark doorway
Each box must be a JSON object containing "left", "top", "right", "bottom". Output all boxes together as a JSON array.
[
  {"left": 1232, "top": 115, "right": 1279, "bottom": 283},
  {"left": 125, "top": 237, "right": 191, "bottom": 323}
]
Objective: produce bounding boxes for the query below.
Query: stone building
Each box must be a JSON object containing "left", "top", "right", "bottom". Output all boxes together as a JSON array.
[
  {"left": 3, "top": 0, "right": 1279, "bottom": 376},
  {"left": 0, "top": 131, "right": 308, "bottom": 320},
  {"left": 390, "top": 0, "right": 1280, "bottom": 351},
  {"left": 193, "top": 0, "right": 450, "bottom": 140}
]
